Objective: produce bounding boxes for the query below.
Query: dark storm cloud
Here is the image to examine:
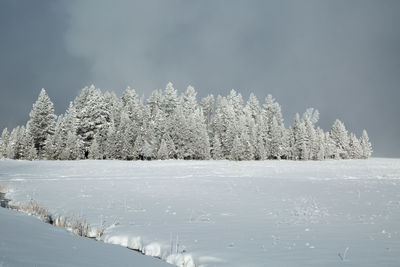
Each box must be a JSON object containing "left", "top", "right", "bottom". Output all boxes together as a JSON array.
[{"left": 0, "top": 0, "right": 399, "bottom": 156}]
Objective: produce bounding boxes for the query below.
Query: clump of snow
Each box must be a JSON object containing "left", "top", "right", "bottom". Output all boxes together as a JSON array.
[
  {"left": 103, "top": 234, "right": 130, "bottom": 248},
  {"left": 102, "top": 233, "right": 194, "bottom": 266},
  {"left": 166, "top": 253, "right": 196, "bottom": 267},
  {"left": 143, "top": 242, "right": 169, "bottom": 258}
]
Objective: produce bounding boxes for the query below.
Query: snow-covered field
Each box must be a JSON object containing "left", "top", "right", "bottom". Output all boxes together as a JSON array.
[{"left": 1, "top": 158, "right": 400, "bottom": 266}]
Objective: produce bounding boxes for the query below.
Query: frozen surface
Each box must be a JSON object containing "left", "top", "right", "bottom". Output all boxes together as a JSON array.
[
  {"left": 1, "top": 158, "right": 400, "bottom": 266},
  {"left": 0, "top": 207, "right": 171, "bottom": 267}
]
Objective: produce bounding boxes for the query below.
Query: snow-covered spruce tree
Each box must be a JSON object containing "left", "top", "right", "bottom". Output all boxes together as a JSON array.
[
  {"left": 280, "top": 128, "right": 291, "bottom": 160},
  {"left": 213, "top": 96, "right": 237, "bottom": 159},
  {"left": 315, "top": 128, "right": 326, "bottom": 160},
  {"left": 297, "top": 122, "right": 309, "bottom": 160},
  {"left": 8, "top": 126, "right": 27, "bottom": 159},
  {"left": 240, "top": 130, "right": 255, "bottom": 160},
  {"left": 245, "top": 93, "right": 261, "bottom": 122},
  {"left": 163, "top": 82, "right": 179, "bottom": 116},
  {"left": 178, "top": 86, "right": 210, "bottom": 159},
  {"left": 324, "top": 131, "right": 336, "bottom": 159},
  {"left": 58, "top": 102, "right": 83, "bottom": 160},
  {"left": 243, "top": 110, "right": 258, "bottom": 160},
  {"left": 0, "top": 128, "right": 9, "bottom": 158},
  {"left": 349, "top": 133, "right": 363, "bottom": 159},
  {"left": 132, "top": 134, "right": 145, "bottom": 160},
  {"left": 104, "top": 91, "right": 122, "bottom": 130},
  {"left": 269, "top": 116, "right": 282, "bottom": 159},
  {"left": 227, "top": 89, "right": 244, "bottom": 118},
  {"left": 88, "top": 134, "right": 102, "bottom": 160},
  {"left": 230, "top": 134, "right": 244, "bottom": 161},
  {"left": 26, "top": 89, "right": 57, "bottom": 158},
  {"left": 61, "top": 131, "right": 82, "bottom": 160},
  {"left": 360, "top": 129, "right": 372, "bottom": 159},
  {"left": 44, "top": 114, "right": 64, "bottom": 160},
  {"left": 74, "top": 85, "right": 111, "bottom": 159},
  {"left": 157, "top": 138, "right": 169, "bottom": 160},
  {"left": 304, "top": 118, "right": 316, "bottom": 160},
  {"left": 330, "top": 119, "right": 350, "bottom": 159},
  {"left": 255, "top": 131, "right": 266, "bottom": 160},
  {"left": 118, "top": 109, "right": 137, "bottom": 160},
  {"left": 211, "top": 133, "right": 223, "bottom": 160},
  {"left": 200, "top": 94, "right": 215, "bottom": 132},
  {"left": 188, "top": 108, "right": 210, "bottom": 160},
  {"left": 261, "top": 94, "right": 284, "bottom": 159},
  {"left": 290, "top": 113, "right": 301, "bottom": 160},
  {"left": 147, "top": 89, "right": 163, "bottom": 119},
  {"left": 182, "top": 85, "right": 197, "bottom": 114}
]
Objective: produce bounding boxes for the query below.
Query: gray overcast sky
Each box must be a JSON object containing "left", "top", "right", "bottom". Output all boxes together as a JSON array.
[{"left": 0, "top": 0, "right": 399, "bottom": 157}]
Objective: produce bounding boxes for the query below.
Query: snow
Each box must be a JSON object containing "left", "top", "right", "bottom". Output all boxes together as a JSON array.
[
  {"left": 0, "top": 207, "right": 171, "bottom": 267},
  {"left": 1, "top": 158, "right": 400, "bottom": 266}
]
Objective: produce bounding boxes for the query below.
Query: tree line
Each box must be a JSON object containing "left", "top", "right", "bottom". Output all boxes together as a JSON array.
[{"left": 0, "top": 83, "right": 372, "bottom": 161}]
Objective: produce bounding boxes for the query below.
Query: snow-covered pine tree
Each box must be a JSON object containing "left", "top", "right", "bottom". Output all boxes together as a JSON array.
[
  {"left": 147, "top": 89, "right": 163, "bottom": 119},
  {"left": 104, "top": 123, "right": 118, "bottom": 159},
  {"left": 44, "top": 114, "right": 64, "bottom": 160},
  {"left": 230, "top": 134, "right": 244, "bottom": 161},
  {"left": 0, "top": 128, "right": 9, "bottom": 158},
  {"left": 280, "top": 128, "right": 291, "bottom": 160},
  {"left": 254, "top": 132, "right": 266, "bottom": 160},
  {"left": 315, "top": 128, "right": 326, "bottom": 160},
  {"left": 243, "top": 111, "right": 258, "bottom": 160},
  {"left": 26, "top": 89, "right": 57, "bottom": 158},
  {"left": 261, "top": 94, "right": 284, "bottom": 159},
  {"left": 190, "top": 108, "right": 211, "bottom": 159},
  {"left": 163, "top": 82, "right": 179, "bottom": 116},
  {"left": 200, "top": 94, "right": 215, "bottom": 131},
  {"left": 132, "top": 134, "right": 144, "bottom": 160},
  {"left": 88, "top": 135, "right": 102, "bottom": 160},
  {"left": 304, "top": 118, "right": 316, "bottom": 160},
  {"left": 59, "top": 102, "right": 80, "bottom": 159},
  {"left": 290, "top": 113, "right": 301, "bottom": 160},
  {"left": 170, "top": 105, "right": 189, "bottom": 159},
  {"left": 213, "top": 97, "right": 236, "bottom": 159},
  {"left": 324, "top": 132, "right": 335, "bottom": 159},
  {"left": 157, "top": 138, "right": 169, "bottom": 160},
  {"left": 245, "top": 93, "right": 261, "bottom": 121},
  {"left": 269, "top": 116, "right": 282, "bottom": 159},
  {"left": 121, "top": 87, "right": 143, "bottom": 138},
  {"left": 349, "top": 133, "right": 363, "bottom": 159},
  {"left": 162, "top": 133, "right": 175, "bottom": 159},
  {"left": 182, "top": 85, "right": 197, "bottom": 114},
  {"left": 240, "top": 130, "right": 254, "bottom": 160},
  {"left": 142, "top": 140, "right": 154, "bottom": 160},
  {"left": 26, "top": 144, "right": 38, "bottom": 161},
  {"left": 74, "top": 85, "right": 111, "bottom": 158},
  {"left": 227, "top": 89, "right": 244, "bottom": 118},
  {"left": 360, "top": 129, "right": 372, "bottom": 159},
  {"left": 8, "top": 126, "right": 27, "bottom": 159},
  {"left": 59, "top": 131, "right": 78, "bottom": 160},
  {"left": 118, "top": 109, "right": 136, "bottom": 160},
  {"left": 297, "top": 122, "right": 308, "bottom": 160},
  {"left": 330, "top": 119, "right": 350, "bottom": 159},
  {"left": 104, "top": 91, "right": 122, "bottom": 130},
  {"left": 302, "top": 108, "right": 319, "bottom": 125},
  {"left": 211, "top": 134, "right": 223, "bottom": 160}
]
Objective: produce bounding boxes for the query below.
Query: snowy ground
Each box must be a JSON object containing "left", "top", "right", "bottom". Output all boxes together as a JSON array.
[
  {"left": 0, "top": 207, "right": 171, "bottom": 267},
  {"left": 1, "top": 158, "right": 400, "bottom": 266}
]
